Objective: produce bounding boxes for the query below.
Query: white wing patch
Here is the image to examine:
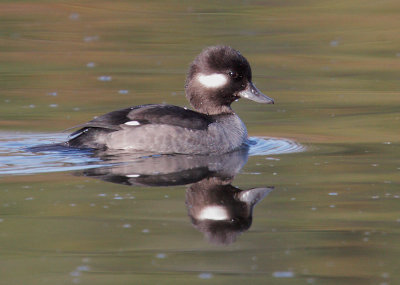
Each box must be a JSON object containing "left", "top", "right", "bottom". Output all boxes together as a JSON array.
[
  {"left": 197, "top": 73, "right": 228, "bottom": 88},
  {"left": 124, "top": 121, "right": 140, "bottom": 126},
  {"left": 197, "top": 206, "right": 229, "bottom": 221}
]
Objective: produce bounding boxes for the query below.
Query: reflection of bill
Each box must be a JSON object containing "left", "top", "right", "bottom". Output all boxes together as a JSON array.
[{"left": 80, "top": 148, "right": 273, "bottom": 245}]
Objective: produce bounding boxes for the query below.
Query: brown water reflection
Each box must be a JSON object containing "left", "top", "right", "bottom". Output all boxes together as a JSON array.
[{"left": 80, "top": 149, "right": 273, "bottom": 245}]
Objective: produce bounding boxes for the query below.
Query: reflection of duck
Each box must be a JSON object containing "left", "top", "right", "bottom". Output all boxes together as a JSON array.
[
  {"left": 83, "top": 147, "right": 250, "bottom": 186},
  {"left": 186, "top": 177, "right": 272, "bottom": 245},
  {"left": 81, "top": 148, "right": 273, "bottom": 245}
]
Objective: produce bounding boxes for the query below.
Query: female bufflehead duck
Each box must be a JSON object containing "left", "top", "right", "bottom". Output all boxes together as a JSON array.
[{"left": 66, "top": 46, "right": 274, "bottom": 154}]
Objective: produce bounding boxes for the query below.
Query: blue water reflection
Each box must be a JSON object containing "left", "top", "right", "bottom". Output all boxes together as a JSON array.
[{"left": 0, "top": 132, "right": 304, "bottom": 176}]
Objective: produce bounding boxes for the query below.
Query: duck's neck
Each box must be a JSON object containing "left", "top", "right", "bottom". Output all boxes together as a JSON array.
[{"left": 185, "top": 91, "right": 235, "bottom": 115}]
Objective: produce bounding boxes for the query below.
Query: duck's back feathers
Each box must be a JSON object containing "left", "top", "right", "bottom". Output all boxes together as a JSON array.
[{"left": 67, "top": 104, "right": 214, "bottom": 149}]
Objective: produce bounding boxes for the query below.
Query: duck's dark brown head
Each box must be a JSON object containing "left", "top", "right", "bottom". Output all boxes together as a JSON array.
[{"left": 185, "top": 45, "right": 274, "bottom": 115}]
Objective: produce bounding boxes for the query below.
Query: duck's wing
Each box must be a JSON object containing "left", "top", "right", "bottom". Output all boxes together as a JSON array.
[
  {"left": 67, "top": 104, "right": 214, "bottom": 149},
  {"left": 69, "top": 104, "right": 213, "bottom": 134},
  {"left": 124, "top": 104, "right": 213, "bottom": 130}
]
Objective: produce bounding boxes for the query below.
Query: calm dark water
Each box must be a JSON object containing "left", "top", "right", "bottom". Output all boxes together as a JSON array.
[{"left": 1, "top": 1, "right": 400, "bottom": 284}]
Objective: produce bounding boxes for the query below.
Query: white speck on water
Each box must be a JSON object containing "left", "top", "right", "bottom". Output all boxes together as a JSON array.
[
  {"left": 73, "top": 107, "right": 80, "bottom": 111},
  {"left": 266, "top": 157, "right": 280, "bottom": 161},
  {"left": 122, "top": 223, "right": 131, "bottom": 228},
  {"left": 86, "top": 62, "right": 96, "bottom": 68},
  {"left": 98, "top": 193, "right": 107, "bottom": 197},
  {"left": 273, "top": 172, "right": 278, "bottom": 175},
  {"left": 383, "top": 142, "right": 391, "bottom": 145},
  {"left": 251, "top": 264, "right": 258, "bottom": 270},
  {"left": 70, "top": 270, "right": 80, "bottom": 277},
  {"left": 371, "top": 164, "right": 379, "bottom": 167},
  {"left": 272, "top": 271, "right": 295, "bottom": 278},
  {"left": 49, "top": 104, "right": 58, "bottom": 108},
  {"left": 372, "top": 195, "right": 380, "bottom": 199},
  {"left": 381, "top": 272, "right": 390, "bottom": 279},
  {"left": 384, "top": 181, "right": 392, "bottom": 184},
  {"left": 113, "top": 196, "right": 124, "bottom": 200},
  {"left": 329, "top": 192, "right": 338, "bottom": 196},
  {"left": 98, "top": 76, "right": 112, "bottom": 81},
  {"left": 103, "top": 205, "right": 109, "bottom": 209},
  {"left": 25, "top": 197, "right": 34, "bottom": 200},
  {"left": 330, "top": 205, "right": 336, "bottom": 208},
  {"left": 330, "top": 40, "right": 339, "bottom": 47},
  {"left": 307, "top": 277, "right": 316, "bottom": 284},
  {"left": 290, "top": 197, "right": 296, "bottom": 201},
  {"left": 198, "top": 273, "right": 213, "bottom": 279},
  {"left": 77, "top": 265, "right": 90, "bottom": 272},
  {"left": 164, "top": 195, "right": 169, "bottom": 198},
  {"left": 69, "top": 13, "right": 80, "bottom": 20},
  {"left": 118, "top": 90, "right": 129, "bottom": 94},
  {"left": 156, "top": 253, "right": 166, "bottom": 259},
  {"left": 126, "top": 174, "right": 140, "bottom": 177},
  {"left": 84, "top": 35, "right": 99, "bottom": 42},
  {"left": 89, "top": 203, "right": 95, "bottom": 207},
  {"left": 69, "top": 203, "right": 76, "bottom": 207},
  {"left": 394, "top": 195, "right": 400, "bottom": 199},
  {"left": 142, "top": 229, "right": 150, "bottom": 233},
  {"left": 0, "top": 218, "right": 4, "bottom": 222},
  {"left": 48, "top": 92, "right": 58, "bottom": 96},
  {"left": 311, "top": 207, "right": 317, "bottom": 211}
]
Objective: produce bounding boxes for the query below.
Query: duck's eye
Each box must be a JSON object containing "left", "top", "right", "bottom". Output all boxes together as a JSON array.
[{"left": 228, "top": 71, "right": 241, "bottom": 80}]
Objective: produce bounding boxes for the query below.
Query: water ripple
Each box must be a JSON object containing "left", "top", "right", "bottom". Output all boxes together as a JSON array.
[
  {"left": 247, "top": 137, "right": 305, "bottom": 156},
  {"left": 0, "top": 132, "right": 305, "bottom": 176}
]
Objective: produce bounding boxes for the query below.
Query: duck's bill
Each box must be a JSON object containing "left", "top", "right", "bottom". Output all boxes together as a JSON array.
[{"left": 238, "top": 82, "right": 274, "bottom": 104}]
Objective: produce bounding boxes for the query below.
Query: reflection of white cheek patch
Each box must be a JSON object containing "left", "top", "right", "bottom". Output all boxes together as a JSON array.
[
  {"left": 197, "top": 73, "right": 227, "bottom": 88},
  {"left": 197, "top": 206, "right": 229, "bottom": 221}
]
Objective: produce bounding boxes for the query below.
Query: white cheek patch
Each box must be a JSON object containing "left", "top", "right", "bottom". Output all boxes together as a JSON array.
[
  {"left": 197, "top": 73, "right": 228, "bottom": 88},
  {"left": 124, "top": 121, "right": 140, "bottom": 126},
  {"left": 197, "top": 206, "right": 229, "bottom": 221}
]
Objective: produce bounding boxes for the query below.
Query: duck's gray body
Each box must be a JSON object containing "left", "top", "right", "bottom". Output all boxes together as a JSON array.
[
  {"left": 67, "top": 104, "right": 247, "bottom": 154},
  {"left": 65, "top": 46, "right": 274, "bottom": 154}
]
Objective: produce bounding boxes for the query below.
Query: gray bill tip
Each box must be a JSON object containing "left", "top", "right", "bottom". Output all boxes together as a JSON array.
[{"left": 238, "top": 82, "right": 274, "bottom": 104}]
